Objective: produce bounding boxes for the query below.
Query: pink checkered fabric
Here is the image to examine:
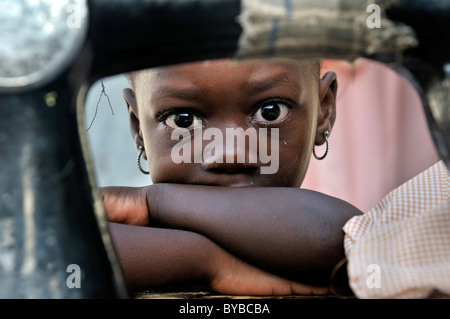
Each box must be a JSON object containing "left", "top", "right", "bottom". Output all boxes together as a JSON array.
[{"left": 343, "top": 160, "right": 450, "bottom": 298}]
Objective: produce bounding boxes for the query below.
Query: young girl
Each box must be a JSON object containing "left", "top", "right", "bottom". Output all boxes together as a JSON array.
[{"left": 102, "top": 58, "right": 363, "bottom": 295}]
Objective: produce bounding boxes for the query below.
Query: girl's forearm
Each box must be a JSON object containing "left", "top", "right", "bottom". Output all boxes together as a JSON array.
[
  {"left": 108, "top": 222, "right": 334, "bottom": 295},
  {"left": 108, "top": 222, "right": 213, "bottom": 290},
  {"left": 148, "top": 184, "right": 362, "bottom": 285}
]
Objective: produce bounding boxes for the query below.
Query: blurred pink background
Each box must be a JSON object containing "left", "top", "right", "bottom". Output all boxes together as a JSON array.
[{"left": 302, "top": 58, "right": 440, "bottom": 213}]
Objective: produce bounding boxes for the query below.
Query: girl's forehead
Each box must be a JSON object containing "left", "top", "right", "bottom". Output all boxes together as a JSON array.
[{"left": 136, "top": 59, "right": 315, "bottom": 98}]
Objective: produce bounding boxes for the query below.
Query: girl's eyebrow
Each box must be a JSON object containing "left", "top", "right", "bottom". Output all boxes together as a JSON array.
[
  {"left": 246, "top": 73, "right": 300, "bottom": 94},
  {"left": 151, "top": 86, "right": 200, "bottom": 105},
  {"left": 150, "top": 71, "right": 301, "bottom": 107}
]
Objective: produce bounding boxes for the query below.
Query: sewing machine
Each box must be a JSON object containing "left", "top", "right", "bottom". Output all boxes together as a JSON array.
[{"left": 0, "top": 0, "right": 448, "bottom": 298}]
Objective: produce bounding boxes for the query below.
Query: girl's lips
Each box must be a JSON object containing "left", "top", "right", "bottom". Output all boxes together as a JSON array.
[
  {"left": 227, "top": 182, "right": 255, "bottom": 188},
  {"left": 189, "top": 173, "right": 257, "bottom": 188}
]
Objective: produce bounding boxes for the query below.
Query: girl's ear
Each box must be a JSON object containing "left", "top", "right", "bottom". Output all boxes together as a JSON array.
[
  {"left": 315, "top": 71, "right": 338, "bottom": 145},
  {"left": 122, "top": 88, "right": 145, "bottom": 153}
]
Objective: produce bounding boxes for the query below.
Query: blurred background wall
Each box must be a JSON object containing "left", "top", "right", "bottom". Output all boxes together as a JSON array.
[{"left": 85, "top": 74, "right": 151, "bottom": 188}]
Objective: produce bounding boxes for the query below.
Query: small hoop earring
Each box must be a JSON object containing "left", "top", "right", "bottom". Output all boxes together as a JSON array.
[
  {"left": 137, "top": 146, "right": 149, "bottom": 175},
  {"left": 313, "top": 130, "right": 329, "bottom": 160}
]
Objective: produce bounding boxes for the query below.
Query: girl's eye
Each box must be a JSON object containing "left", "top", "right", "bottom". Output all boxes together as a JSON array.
[
  {"left": 164, "top": 112, "right": 203, "bottom": 129},
  {"left": 252, "top": 102, "right": 290, "bottom": 124}
]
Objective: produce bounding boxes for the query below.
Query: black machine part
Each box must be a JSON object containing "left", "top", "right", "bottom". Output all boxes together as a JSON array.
[{"left": 0, "top": 0, "right": 448, "bottom": 298}]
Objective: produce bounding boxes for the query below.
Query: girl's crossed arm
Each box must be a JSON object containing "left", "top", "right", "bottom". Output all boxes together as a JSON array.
[{"left": 104, "top": 184, "right": 362, "bottom": 289}]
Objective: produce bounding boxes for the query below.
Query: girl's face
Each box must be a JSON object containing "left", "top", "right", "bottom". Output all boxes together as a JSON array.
[{"left": 125, "top": 59, "right": 336, "bottom": 188}]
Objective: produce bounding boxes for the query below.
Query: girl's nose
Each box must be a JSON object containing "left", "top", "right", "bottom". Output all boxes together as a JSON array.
[
  {"left": 200, "top": 127, "right": 260, "bottom": 173},
  {"left": 201, "top": 153, "right": 260, "bottom": 174}
]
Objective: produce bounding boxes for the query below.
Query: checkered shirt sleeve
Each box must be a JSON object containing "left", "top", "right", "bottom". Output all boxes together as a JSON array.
[{"left": 343, "top": 160, "right": 450, "bottom": 298}]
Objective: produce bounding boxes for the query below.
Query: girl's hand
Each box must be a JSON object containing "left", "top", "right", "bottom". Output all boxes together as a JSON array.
[
  {"left": 207, "top": 241, "right": 329, "bottom": 296},
  {"left": 102, "top": 186, "right": 149, "bottom": 226}
]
